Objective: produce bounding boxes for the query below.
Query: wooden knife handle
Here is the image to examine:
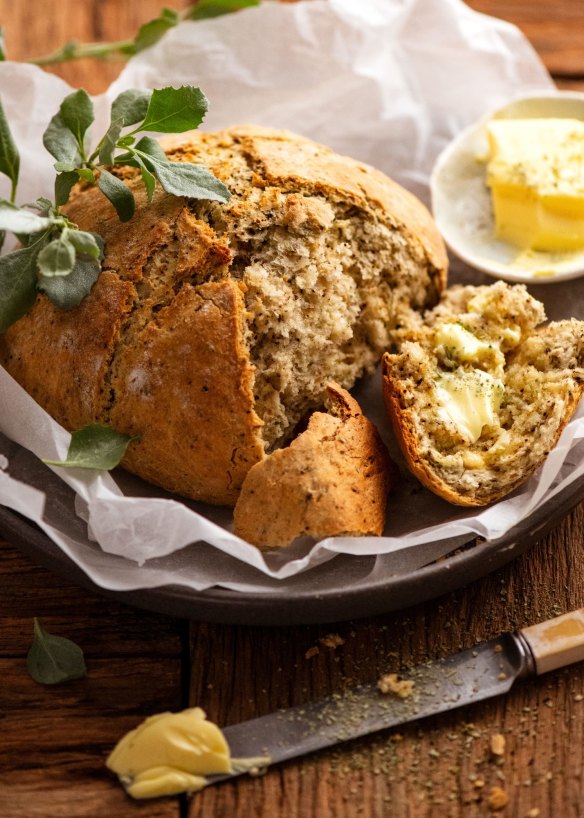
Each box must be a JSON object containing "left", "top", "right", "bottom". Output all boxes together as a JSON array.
[{"left": 520, "top": 608, "right": 584, "bottom": 675}]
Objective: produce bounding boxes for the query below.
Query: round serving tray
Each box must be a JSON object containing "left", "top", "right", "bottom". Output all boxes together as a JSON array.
[{"left": 2, "top": 471, "right": 583, "bottom": 626}]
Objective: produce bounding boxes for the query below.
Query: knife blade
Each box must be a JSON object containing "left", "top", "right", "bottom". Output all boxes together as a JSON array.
[{"left": 208, "top": 607, "right": 584, "bottom": 784}]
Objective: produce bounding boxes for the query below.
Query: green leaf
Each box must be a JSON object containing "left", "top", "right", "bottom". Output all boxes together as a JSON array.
[
  {"left": 149, "top": 157, "right": 230, "bottom": 203},
  {"left": 0, "top": 239, "right": 44, "bottom": 332},
  {"left": 38, "top": 252, "right": 102, "bottom": 309},
  {"left": 54, "top": 170, "right": 79, "bottom": 207},
  {"left": 0, "top": 200, "right": 53, "bottom": 234},
  {"left": 189, "top": 0, "right": 259, "bottom": 20},
  {"left": 0, "top": 97, "right": 20, "bottom": 200},
  {"left": 26, "top": 618, "right": 86, "bottom": 685},
  {"left": 0, "top": 26, "right": 6, "bottom": 61},
  {"left": 133, "top": 155, "right": 156, "bottom": 203},
  {"left": 134, "top": 135, "right": 168, "bottom": 164},
  {"left": 139, "top": 86, "right": 208, "bottom": 134},
  {"left": 43, "top": 424, "right": 136, "bottom": 470},
  {"left": 59, "top": 89, "right": 94, "bottom": 154},
  {"left": 131, "top": 9, "right": 180, "bottom": 55},
  {"left": 30, "top": 197, "right": 54, "bottom": 215},
  {"left": 43, "top": 112, "right": 82, "bottom": 164},
  {"left": 98, "top": 169, "right": 135, "bottom": 222},
  {"left": 67, "top": 229, "right": 102, "bottom": 259},
  {"left": 37, "top": 235, "right": 76, "bottom": 277},
  {"left": 111, "top": 88, "right": 153, "bottom": 127},
  {"left": 76, "top": 168, "right": 96, "bottom": 184},
  {"left": 100, "top": 89, "right": 152, "bottom": 166}
]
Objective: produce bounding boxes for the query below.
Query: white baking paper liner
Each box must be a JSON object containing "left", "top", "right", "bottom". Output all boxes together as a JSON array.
[{"left": 2, "top": 0, "right": 580, "bottom": 595}]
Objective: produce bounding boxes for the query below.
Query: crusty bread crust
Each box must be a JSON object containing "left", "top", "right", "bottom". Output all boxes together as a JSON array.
[
  {"left": 0, "top": 126, "right": 446, "bottom": 505},
  {"left": 233, "top": 384, "right": 393, "bottom": 548},
  {"left": 382, "top": 284, "right": 584, "bottom": 507}
]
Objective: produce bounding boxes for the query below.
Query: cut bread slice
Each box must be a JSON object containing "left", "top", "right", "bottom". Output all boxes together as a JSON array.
[
  {"left": 233, "top": 384, "right": 393, "bottom": 548},
  {"left": 382, "top": 281, "right": 584, "bottom": 506}
]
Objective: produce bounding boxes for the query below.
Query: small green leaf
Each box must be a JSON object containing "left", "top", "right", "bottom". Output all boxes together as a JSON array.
[
  {"left": 43, "top": 424, "right": 136, "bottom": 470},
  {"left": 26, "top": 618, "right": 86, "bottom": 685},
  {"left": 0, "top": 97, "right": 20, "bottom": 200},
  {"left": 111, "top": 88, "right": 153, "bottom": 127},
  {"left": 0, "top": 200, "right": 53, "bottom": 234},
  {"left": 139, "top": 86, "right": 208, "bottom": 134},
  {"left": 53, "top": 160, "right": 77, "bottom": 173},
  {"left": 131, "top": 9, "right": 180, "bottom": 55},
  {"left": 54, "top": 170, "right": 79, "bottom": 207},
  {"left": 133, "top": 155, "right": 156, "bottom": 203},
  {"left": 150, "top": 157, "right": 231, "bottom": 203},
  {"left": 59, "top": 89, "right": 94, "bottom": 153},
  {"left": 37, "top": 236, "right": 76, "bottom": 277},
  {"left": 134, "top": 135, "right": 168, "bottom": 165},
  {"left": 30, "top": 197, "right": 54, "bottom": 215},
  {"left": 98, "top": 169, "right": 135, "bottom": 222},
  {"left": 189, "top": 0, "right": 259, "bottom": 20},
  {"left": 0, "top": 26, "right": 6, "bottom": 61},
  {"left": 43, "top": 112, "right": 82, "bottom": 164},
  {"left": 38, "top": 252, "right": 102, "bottom": 309},
  {"left": 0, "top": 239, "right": 45, "bottom": 332},
  {"left": 100, "top": 89, "right": 152, "bottom": 166},
  {"left": 76, "top": 168, "right": 96, "bottom": 184},
  {"left": 67, "top": 229, "right": 102, "bottom": 259}
]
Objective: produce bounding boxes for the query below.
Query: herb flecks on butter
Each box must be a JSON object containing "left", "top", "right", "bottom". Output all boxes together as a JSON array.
[
  {"left": 485, "top": 118, "right": 584, "bottom": 252},
  {"left": 107, "top": 708, "right": 270, "bottom": 800}
]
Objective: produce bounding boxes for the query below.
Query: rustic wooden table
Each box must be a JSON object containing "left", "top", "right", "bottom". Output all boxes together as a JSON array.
[{"left": 1, "top": 2, "right": 583, "bottom": 817}]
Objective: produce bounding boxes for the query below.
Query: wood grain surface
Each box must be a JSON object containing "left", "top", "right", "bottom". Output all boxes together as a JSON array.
[{"left": 0, "top": 2, "right": 583, "bottom": 817}]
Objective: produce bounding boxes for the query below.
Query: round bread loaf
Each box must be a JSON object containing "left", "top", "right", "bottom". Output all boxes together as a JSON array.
[{"left": 0, "top": 126, "right": 447, "bottom": 505}]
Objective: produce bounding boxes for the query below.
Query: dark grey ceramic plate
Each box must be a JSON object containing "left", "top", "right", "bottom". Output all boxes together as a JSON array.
[{"left": 1, "top": 472, "right": 583, "bottom": 625}]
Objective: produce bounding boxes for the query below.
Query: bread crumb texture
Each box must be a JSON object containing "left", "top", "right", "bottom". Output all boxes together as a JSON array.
[
  {"left": 0, "top": 127, "right": 446, "bottom": 505},
  {"left": 382, "top": 281, "right": 584, "bottom": 506},
  {"left": 487, "top": 785, "right": 510, "bottom": 811},
  {"left": 377, "top": 672, "right": 415, "bottom": 699},
  {"left": 233, "top": 384, "right": 393, "bottom": 549}
]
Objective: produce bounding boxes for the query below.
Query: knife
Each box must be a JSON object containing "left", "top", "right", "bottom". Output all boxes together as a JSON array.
[{"left": 210, "top": 608, "right": 584, "bottom": 783}]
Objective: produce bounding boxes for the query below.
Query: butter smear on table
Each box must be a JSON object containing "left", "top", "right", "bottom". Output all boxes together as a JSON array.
[
  {"left": 485, "top": 118, "right": 584, "bottom": 252},
  {"left": 107, "top": 707, "right": 269, "bottom": 799}
]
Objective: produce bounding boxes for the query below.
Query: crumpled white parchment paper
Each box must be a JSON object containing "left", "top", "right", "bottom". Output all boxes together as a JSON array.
[{"left": 1, "top": 0, "right": 579, "bottom": 596}]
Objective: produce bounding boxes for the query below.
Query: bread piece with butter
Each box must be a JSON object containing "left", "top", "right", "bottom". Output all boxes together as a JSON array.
[
  {"left": 382, "top": 281, "right": 584, "bottom": 506},
  {"left": 0, "top": 126, "right": 446, "bottom": 506},
  {"left": 233, "top": 384, "right": 393, "bottom": 548}
]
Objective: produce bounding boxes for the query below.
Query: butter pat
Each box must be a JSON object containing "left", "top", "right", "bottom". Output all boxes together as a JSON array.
[
  {"left": 435, "top": 369, "right": 503, "bottom": 444},
  {"left": 434, "top": 322, "right": 504, "bottom": 375},
  {"left": 486, "top": 118, "right": 584, "bottom": 251},
  {"left": 106, "top": 707, "right": 231, "bottom": 799}
]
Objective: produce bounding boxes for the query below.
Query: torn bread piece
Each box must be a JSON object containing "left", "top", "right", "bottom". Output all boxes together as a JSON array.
[
  {"left": 233, "top": 384, "right": 393, "bottom": 549},
  {"left": 382, "top": 281, "right": 584, "bottom": 506}
]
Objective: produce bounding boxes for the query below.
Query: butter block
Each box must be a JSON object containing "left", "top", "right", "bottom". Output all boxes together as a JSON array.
[
  {"left": 486, "top": 118, "right": 584, "bottom": 251},
  {"left": 435, "top": 369, "right": 504, "bottom": 444}
]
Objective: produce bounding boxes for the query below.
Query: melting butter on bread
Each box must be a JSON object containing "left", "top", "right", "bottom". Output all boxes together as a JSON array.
[{"left": 382, "top": 281, "right": 584, "bottom": 506}]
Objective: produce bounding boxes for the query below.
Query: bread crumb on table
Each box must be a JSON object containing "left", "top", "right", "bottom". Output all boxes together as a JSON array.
[
  {"left": 377, "top": 673, "right": 415, "bottom": 699},
  {"left": 490, "top": 733, "right": 506, "bottom": 757},
  {"left": 526, "top": 809, "right": 540, "bottom": 818},
  {"left": 319, "top": 633, "right": 346, "bottom": 649},
  {"left": 305, "top": 646, "right": 320, "bottom": 659},
  {"left": 487, "top": 786, "right": 510, "bottom": 811}
]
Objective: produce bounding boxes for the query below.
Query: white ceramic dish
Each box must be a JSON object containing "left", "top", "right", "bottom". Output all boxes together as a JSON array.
[{"left": 430, "top": 92, "right": 584, "bottom": 284}]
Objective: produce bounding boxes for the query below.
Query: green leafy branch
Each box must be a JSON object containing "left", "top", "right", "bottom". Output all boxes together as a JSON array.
[
  {"left": 22, "top": 1, "right": 259, "bottom": 66},
  {"left": 0, "top": 84, "right": 231, "bottom": 333}
]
